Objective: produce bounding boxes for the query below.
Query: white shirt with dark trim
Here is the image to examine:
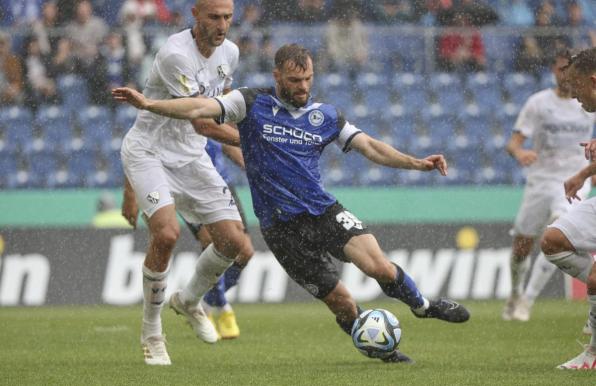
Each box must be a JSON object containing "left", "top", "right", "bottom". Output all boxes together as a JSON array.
[
  {"left": 214, "top": 87, "right": 363, "bottom": 228},
  {"left": 513, "top": 88, "right": 595, "bottom": 181},
  {"left": 124, "top": 29, "right": 239, "bottom": 168}
]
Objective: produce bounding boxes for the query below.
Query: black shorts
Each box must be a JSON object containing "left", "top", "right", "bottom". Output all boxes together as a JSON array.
[
  {"left": 261, "top": 202, "right": 371, "bottom": 299},
  {"left": 184, "top": 185, "right": 248, "bottom": 238}
]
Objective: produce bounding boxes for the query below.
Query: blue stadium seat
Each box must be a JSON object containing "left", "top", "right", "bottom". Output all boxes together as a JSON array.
[
  {"left": 392, "top": 73, "right": 427, "bottom": 107},
  {"left": 466, "top": 72, "right": 503, "bottom": 106},
  {"left": 36, "top": 105, "right": 72, "bottom": 149},
  {"left": 483, "top": 34, "right": 519, "bottom": 72},
  {"left": 0, "top": 151, "right": 17, "bottom": 188},
  {"left": 27, "top": 151, "right": 58, "bottom": 186},
  {"left": 56, "top": 74, "right": 89, "bottom": 114},
  {"left": 0, "top": 106, "right": 33, "bottom": 150},
  {"left": 114, "top": 105, "right": 138, "bottom": 135},
  {"left": 78, "top": 105, "right": 113, "bottom": 152},
  {"left": 371, "top": 31, "right": 425, "bottom": 72},
  {"left": 66, "top": 149, "right": 98, "bottom": 187},
  {"left": 504, "top": 72, "right": 538, "bottom": 105}
]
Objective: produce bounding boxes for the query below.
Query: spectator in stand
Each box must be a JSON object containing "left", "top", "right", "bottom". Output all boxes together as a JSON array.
[
  {"left": 92, "top": 32, "right": 136, "bottom": 106},
  {"left": 236, "top": 35, "right": 260, "bottom": 73},
  {"left": 263, "top": 0, "right": 327, "bottom": 23},
  {"left": 22, "top": 36, "right": 59, "bottom": 108},
  {"left": 233, "top": 3, "right": 264, "bottom": 43},
  {"left": 119, "top": 0, "right": 152, "bottom": 69},
  {"left": 372, "top": 0, "right": 417, "bottom": 24},
  {"left": 65, "top": 0, "right": 108, "bottom": 70},
  {"left": 51, "top": 37, "right": 77, "bottom": 76},
  {"left": 534, "top": 1, "right": 568, "bottom": 58},
  {"left": 457, "top": 0, "right": 499, "bottom": 26},
  {"left": 565, "top": 1, "right": 596, "bottom": 49},
  {"left": 257, "top": 34, "right": 276, "bottom": 72},
  {"left": 31, "top": 1, "right": 60, "bottom": 56},
  {"left": 325, "top": 0, "right": 368, "bottom": 76},
  {"left": 0, "top": 32, "right": 24, "bottom": 105},
  {"left": 437, "top": 11, "right": 486, "bottom": 72},
  {"left": 497, "top": 0, "right": 534, "bottom": 26},
  {"left": 514, "top": 35, "right": 547, "bottom": 77}
]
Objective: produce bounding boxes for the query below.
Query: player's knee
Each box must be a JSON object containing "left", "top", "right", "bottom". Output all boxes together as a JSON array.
[
  {"left": 212, "top": 227, "right": 244, "bottom": 257},
  {"left": 154, "top": 224, "right": 180, "bottom": 250},
  {"left": 540, "top": 229, "right": 565, "bottom": 256}
]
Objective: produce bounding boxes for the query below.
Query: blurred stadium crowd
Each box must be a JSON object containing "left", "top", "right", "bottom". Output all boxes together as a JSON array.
[{"left": 0, "top": 0, "right": 594, "bottom": 189}]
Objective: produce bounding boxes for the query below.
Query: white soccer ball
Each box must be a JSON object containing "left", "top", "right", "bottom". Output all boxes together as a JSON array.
[{"left": 351, "top": 308, "right": 402, "bottom": 359}]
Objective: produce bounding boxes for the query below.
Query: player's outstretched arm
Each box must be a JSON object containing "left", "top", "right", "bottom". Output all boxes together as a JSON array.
[
  {"left": 350, "top": 133, "right": 447, "bottom": 175},
  {"left": 112, "top": 87, "right": 222, "bottom": 120},
  {"left": 564, "top": 160, "right": 596, "bottom": 203}
]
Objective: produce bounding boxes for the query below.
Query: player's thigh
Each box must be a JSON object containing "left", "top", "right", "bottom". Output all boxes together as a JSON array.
[
  {"left": 168, "top": 160, "right": 242, "bottom": 226},
  {"left": 547, "top": 197, "right": 596, "bottom": 252},
  {"left": 121, "top": 153, "right": 175, "bottom": 218},
  {"left": 262, "top": 224, "right": 340, "bottom": 300},
  {"left": 343, "top": 234, "right": 395, "bottom": 282},
  {"left": 512, "top": 181, "right": 556, "bottom": 237}
]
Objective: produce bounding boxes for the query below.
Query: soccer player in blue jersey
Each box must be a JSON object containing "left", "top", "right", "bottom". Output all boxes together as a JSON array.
[{"left": 113, "top": 43, "right": 470, "bottom": 363}]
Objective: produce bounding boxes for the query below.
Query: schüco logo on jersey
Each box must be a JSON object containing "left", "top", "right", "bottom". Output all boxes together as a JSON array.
[{"left": 262, "top": 124, "right": 323, "bottom": 145}]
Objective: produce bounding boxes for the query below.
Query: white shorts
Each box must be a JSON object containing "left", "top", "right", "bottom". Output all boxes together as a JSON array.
[
  {"left": 121, "top": 138, "right": 242, "bottom": 225},
  {"left": 512, "top": 178, "right": 591, "bottom": 237},
  {"left": 548, "top": 196, "right": 596, "bottom": 253}
]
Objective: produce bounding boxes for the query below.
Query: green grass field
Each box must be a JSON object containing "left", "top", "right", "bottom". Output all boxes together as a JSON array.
[{"left": 1, "top": 300, "right": 594, "bottom": 385}]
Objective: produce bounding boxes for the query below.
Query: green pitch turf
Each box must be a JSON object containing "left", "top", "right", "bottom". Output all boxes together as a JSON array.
[{"left": 1, "top": 300, "right": 594, "bottom": 385}]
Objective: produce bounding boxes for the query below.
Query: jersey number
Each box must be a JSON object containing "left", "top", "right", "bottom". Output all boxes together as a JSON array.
[{"left": 336, "top": 211, "right": 363, "bottom": 231}]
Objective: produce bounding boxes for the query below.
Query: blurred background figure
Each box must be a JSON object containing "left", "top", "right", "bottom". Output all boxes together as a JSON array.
[
  {"left": 437, "top": 11, "right": 486, "bottom": 72},
  {"left": 325, "top": 0, "right": 368, "bottom": 76},
  {"left": 0, "top": 32, "right": 24, "bottom": 105},
  {"left": 92, "top": 191, "right": 133, "bottom": 228},
  {"left": 22, "top": 35, "right": 59, "bottom": 109}
]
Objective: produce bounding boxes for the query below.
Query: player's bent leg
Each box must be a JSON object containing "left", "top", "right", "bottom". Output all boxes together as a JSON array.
[
  {"left": 140, "top": 205, "right": 179, "bottom": 363},
  {"left": 321, "top": 282, "right": 413, "bottom": 364},
  {"left": 541, "top": 228, "right": 593, "bottom": 282},
  {"left": 344, "top": 234, "right": 469, "bottom": 323},
  {"left": 206, "top": 219, "right": 246, "bottom": 259}
]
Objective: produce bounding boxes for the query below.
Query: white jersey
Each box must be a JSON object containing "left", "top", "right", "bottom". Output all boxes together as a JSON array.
[
  {"left": 514, "top": 88, "right": 595, "bottom": 181},
  {"left": 124, "top": 29, "right": 239, "bottom": 168}
]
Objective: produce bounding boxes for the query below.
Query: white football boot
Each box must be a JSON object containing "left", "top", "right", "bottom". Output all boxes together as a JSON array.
[
  {"left": 169, "top": 290, "right": 219, "bottom": 343},
  {"left": 501, "top": 296, "right": 519, "bottom": 321},
  {"left": 582, "top": 320, "right": 592, "bottom": 336},
  {"left": 511, "top": 296, "right": 531, "bottom": 322},
  {"left": 141, "top": 335, "right": 171, "bottom": 366},
  {"left": 557, "top": 346, "right": 596, "bottom": 370}
]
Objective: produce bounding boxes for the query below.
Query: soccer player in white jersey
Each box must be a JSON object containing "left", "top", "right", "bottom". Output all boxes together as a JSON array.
[
  {"left": 119, "top": 0, "right": 251, "bottom": 365},
  {"left": 503, "top": 49, "right": 595, "bottom": 324},
  {"left": 540, "top": 47, "right": 596, "bottom": 370}
]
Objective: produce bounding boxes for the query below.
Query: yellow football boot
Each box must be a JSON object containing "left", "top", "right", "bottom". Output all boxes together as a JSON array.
[{"left": 218, "top": 310, "right": 240, "bottom": 339}]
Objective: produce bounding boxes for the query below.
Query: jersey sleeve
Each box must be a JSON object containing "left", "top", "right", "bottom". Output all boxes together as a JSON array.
[
  {"left": 513, "top": 96, "right": 538, "bottom": 138},
  {"left": 334, "top": 110, "right": 362, "bottom": 152},
  {"left": 155, "top": 52, "right": 201, "bottom": 97},
  {"left": 215, "top": 89, "right": 248, "bottom": 123}
]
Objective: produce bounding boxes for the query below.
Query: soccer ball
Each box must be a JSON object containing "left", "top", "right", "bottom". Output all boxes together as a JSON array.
[{"left": 351, "top": 309, "right": 401, "bottom": 359}]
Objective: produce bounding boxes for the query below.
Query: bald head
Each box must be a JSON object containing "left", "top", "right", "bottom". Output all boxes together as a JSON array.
[{"left": 191, "top": 0, "right": 234, "bottom": 54}]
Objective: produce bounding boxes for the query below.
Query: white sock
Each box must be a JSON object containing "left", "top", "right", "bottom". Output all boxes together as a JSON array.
[
  {"left": 222, "top": 303, "right": 233, "bottom": 313},
  {"left": 141, "top": 265, "right": 168, "bottom": 341},
  {"left": 180, "top": 244, "right": 234, "bottom": 305},
  {"left": 200, "top": 299, "right": 212, "bottom": 315},
  {"left": 589, "top": 295, "right": 596, "bottom": 351},
  {"left": 412, "top": 298, "right": 430, "bottom": 314},
  {"left": 510, "top": 255, "right": 531, "bottom": 297},
  {"left": 524, "top": 253, "right": 557, "bottom": 303}
]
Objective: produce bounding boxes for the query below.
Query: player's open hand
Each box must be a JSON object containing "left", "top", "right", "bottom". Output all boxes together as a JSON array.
[
  {"left": 112, "top": 87, "right": 148, "bottom": 110},
  {"left": 421, "top": 154, "right": 448, "bottom": 176},
  {"left": 564, "top": 173, "right": 585, "bottom": 204},
  {"left": 513, "top": 149, "right": 537, "bottom": 166},
  {"left": 580, "top": 140, "right": 596, "bottom": 161}
]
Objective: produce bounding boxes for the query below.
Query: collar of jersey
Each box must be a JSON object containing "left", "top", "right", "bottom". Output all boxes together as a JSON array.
[{"left": 270, "top": 92, "right": 314, "bottom": 114}]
